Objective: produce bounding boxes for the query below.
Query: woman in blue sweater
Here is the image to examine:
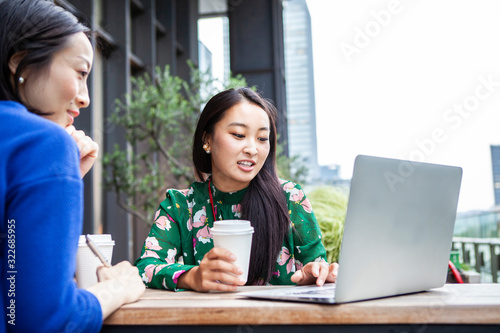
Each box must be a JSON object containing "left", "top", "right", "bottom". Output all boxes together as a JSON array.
[{"left": 0, "top": 1, "right": 144, "bottom": 332}]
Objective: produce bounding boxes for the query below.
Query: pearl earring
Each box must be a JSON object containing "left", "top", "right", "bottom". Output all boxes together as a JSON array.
[{"left": 18, "top": 77, "right": 25, "bottom": 84}]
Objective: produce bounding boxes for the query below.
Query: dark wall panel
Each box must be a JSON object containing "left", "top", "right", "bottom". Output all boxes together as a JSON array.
[{"left": 229, "top": 0, "right": 288, "bottom": 152}]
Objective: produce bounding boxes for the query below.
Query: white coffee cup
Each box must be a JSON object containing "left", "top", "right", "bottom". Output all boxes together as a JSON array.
[
  {"left": 210, "top": 220, "right": 254, "bottom": 283},
  {"left": 76, "top": 234, "right": 115, "bottom": 289}
]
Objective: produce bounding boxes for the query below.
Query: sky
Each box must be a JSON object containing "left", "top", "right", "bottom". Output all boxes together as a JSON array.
[{"left": 306, "top": 0, "right": 500, "bottom": 212}]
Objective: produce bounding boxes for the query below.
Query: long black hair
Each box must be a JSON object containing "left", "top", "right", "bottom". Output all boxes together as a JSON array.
[
  {"left": 0, "top": 0, "right": 90, "bottom": 114},
  {"left": 192, "top": 88, "right": 290, "bottom": 284}
]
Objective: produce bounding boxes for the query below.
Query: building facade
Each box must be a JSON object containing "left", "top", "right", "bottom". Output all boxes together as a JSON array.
[
  {"left": 283, "top": 0, "right": 320, "bottom": 184},
  {"left": 491, "top": 145, "right": 500, "bottom": 206}
]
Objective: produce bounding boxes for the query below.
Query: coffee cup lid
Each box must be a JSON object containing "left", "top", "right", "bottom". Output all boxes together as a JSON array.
[
  {"left": 211, "top": 220, "right": 254, "bottom": 235},
  {"left": 78, "top": 234, "right": 115, "bottom": 246},
  {"left": 213, "top": 220, "right": 252, "bottom": 228}
]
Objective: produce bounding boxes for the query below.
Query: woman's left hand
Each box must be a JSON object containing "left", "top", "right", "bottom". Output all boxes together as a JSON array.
[
  {"left": 66, "top": 125, "right": 99, "bottom": 178},
  {"left": 290, "top": 262, "right": 339, "bottom": 286}
]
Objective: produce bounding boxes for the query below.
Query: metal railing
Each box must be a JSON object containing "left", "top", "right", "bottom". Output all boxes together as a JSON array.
[{"left": 452, "top": 237, "right": 500, "bottom": 283}]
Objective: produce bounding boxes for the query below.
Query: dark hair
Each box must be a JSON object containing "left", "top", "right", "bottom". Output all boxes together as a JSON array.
[
  {"left": 193, "top": 87, "right": 290, "bottom": 284},
  {"left": 0, "top": 0, "right": 90, "bottom": 114}
]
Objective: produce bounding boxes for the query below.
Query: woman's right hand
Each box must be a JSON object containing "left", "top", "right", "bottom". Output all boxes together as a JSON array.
[
  {"left": 177, "top": 247, "right": 245, "bottom": 292},
  {"left": 65, "top": 125, "right": 99, "bottom": 178},
  {"left": 87, "top": 261, "right": 145, "bottom": 319}
]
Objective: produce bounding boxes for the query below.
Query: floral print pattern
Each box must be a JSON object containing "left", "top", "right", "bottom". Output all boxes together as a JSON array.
[{"left": 134, "top": 179, "right": 327, "bottom": 290}]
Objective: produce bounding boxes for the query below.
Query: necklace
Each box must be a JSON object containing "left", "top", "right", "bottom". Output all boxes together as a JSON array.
[{"left": 208, "top": 178, "right": 218, "bottom": 221}]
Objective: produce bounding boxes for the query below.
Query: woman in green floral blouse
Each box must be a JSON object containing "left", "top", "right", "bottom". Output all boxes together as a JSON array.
[{"left": 135, "top": 88, "right": 339, "bottom": 292}]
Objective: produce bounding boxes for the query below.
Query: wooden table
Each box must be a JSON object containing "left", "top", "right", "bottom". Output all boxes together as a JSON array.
[{"left": 103, "top": 284, "right": 500, "bottom": 332}]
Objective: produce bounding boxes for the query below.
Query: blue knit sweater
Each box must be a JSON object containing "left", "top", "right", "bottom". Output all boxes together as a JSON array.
[{"left": 0, "top": 101, "right": 102, "bottom": 332}]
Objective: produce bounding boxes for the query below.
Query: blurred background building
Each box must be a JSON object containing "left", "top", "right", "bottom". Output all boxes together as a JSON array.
[
  {"left": 491, "top": 145, "right": 500, "bottom": 206},
  {"left": 283, "top": 0, "right": 320, "bottom": 184}
]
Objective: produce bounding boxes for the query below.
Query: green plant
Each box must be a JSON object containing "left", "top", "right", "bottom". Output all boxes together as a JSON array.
[
  {"left": 460, "top": 262, "right": 472, "bottom": 271},
  {"left": 276, "top": 136, "right": 308, "bottom": 185},
  {"left": 103, "top": 62, "right": 304, "bottom": 226},
  {"left": 307, "top": 186, "right": 348, "bottom": 263}
]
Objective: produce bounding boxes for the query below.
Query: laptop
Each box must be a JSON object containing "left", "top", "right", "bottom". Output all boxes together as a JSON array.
[{"left": 241, "top": 155, "right": 463, "bottom": 304}]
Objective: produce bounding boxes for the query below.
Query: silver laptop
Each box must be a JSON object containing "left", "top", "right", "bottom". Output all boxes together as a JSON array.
[{"left": 241, "top": 155, "right": 462, "bottom": 304}]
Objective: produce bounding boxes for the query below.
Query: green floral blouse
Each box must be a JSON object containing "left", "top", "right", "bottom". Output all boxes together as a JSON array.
[{"left": 134, "top": 179, "right": 327, "bottom": 291}]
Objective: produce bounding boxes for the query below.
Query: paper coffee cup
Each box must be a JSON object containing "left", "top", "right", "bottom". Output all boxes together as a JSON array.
[
  {"left": 76, "top": 234, "right": 115, "bottom": 289},
  {"left": 210, "top": 220, "right": 254, "bottom": 283}
]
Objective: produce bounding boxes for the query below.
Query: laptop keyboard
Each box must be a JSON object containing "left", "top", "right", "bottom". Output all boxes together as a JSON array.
[{"left": 289, "top": 285, "right": 336, "bottom": 297}]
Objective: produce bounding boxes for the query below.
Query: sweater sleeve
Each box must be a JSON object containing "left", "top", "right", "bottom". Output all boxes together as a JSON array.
[
  {"left": 5, "top": 121, "right": 102, "bottom": 332},
  {"left": 283, "top": 181, "right": 328, "bottom": 269},
  {"left": 135, "top": 190, "right": 196, "bottom": 291}
]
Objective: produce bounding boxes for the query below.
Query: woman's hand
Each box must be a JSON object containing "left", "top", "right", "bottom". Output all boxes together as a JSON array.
[
  {"left": 291, "top": 262, "right": 339, "bottom": 287},
  {"left": 96, "top": 261, "right": 145, "bottom": 304},
  {"left": 65, "top": 125, "right": 99, "bottom": 178},
  {"left": 177, "top": 247, "right": 246, "bottom": 292},
  {"left": 87, "top": 261, "right": 145, "bottom": 319}
]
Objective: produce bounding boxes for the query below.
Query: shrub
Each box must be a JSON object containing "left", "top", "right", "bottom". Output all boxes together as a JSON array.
[{"left": 308, "top": 186, "right": 348, "bottom": 263}]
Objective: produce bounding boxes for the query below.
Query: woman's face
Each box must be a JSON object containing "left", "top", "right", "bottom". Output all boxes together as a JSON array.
[
  {"left": 19, "top": 32, "right": 93, "bottom": 128},
  {"left": 207, "top": 101, "right": 271, "bottom": 192}
]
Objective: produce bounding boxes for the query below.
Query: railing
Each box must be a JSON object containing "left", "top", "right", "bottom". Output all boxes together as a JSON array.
[{"left": 452, "top": 237, "right": 500, "bottom": 283}]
